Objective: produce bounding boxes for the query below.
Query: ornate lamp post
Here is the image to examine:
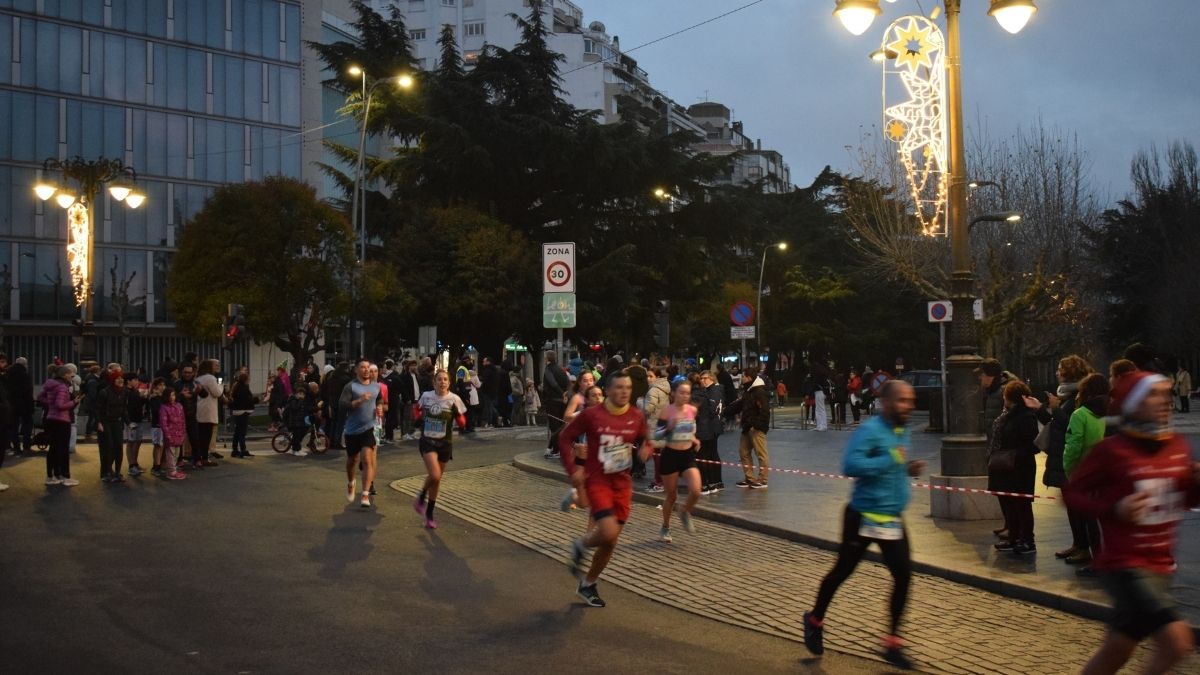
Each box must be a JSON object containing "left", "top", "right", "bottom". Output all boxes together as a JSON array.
[
  {"left": 833, "top": 0, "right": 1037, "bottom": 519},
  {"left": 346, "top": 66, "right": 414, "bottom": 359},
  {"left": 33, "top": 156, "right": 146, "bottom": 365}
]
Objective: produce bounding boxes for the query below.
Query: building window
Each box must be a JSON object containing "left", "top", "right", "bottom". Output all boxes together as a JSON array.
[
  {"left": 411, "top": 29, "right": 427, "bottom": 41},
  {"left": 583, "top": 39, "right": 595, "bottom": 54},
  {"left": 409, "top": 0, "right": 426, "bottom": 10},
  {"left": 464, "top": 0, "right": 475, "bottom": 6},
  {"left": 442, "top": 0, "right": 455, "bottom": 6},
  {"left": 748, "top": 166, "right": 763, "bottom": 177},
  {"left": 464, "top": 22, "right": 484, "bottom": 37}
]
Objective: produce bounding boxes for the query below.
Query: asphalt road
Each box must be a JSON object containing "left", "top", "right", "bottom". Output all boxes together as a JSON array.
[{"left": 1, "top": 436, "right": 891, "bottom": 674}]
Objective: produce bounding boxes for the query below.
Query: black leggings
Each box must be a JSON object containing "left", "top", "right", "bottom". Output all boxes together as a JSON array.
[
  {"left": 697, "top": 436, "right": 721, "bottom": 485},
  {"left": 1000, "top": 495, "right": 1034, "bottom": 544},
  {"left": 232, "top": 415, "right": 249, "bottom": 454},
  {"left": 45, "top": 419, "right": 72, "bottom": 479},
  {"left": 813, "top": 506, "right": 912, "bottom": 635},
  {"left": 196, "top": 422, "right": 215, "bottom": 462}
]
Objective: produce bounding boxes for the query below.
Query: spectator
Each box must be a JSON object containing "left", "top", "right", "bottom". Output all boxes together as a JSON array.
[
  {"left": 5, "top": 357, "right": 34, "bottom": 455},
  {"left": 567, "top": 351, "right": 585, "bottom": 379},
  {"left": 1061, "top": 372, "right": 1110, "bottom": 575},
  {"left": 988, "top": 380, "right": 1039, "bottom": 556},
  {"left": 382, "top": 359, "right": 402, "bottom": 441},
  {"left": 229, "top": 370, "right": 256, "bottom": 458},
  {"left": 508, "top": 365, "right": 526, "bottom": 427},
  {"left": 194, "top": 359, "right": 223, "bottom": 467},
  {"left": 399, "top": 360, "right": 421, "bottom": 440},
  {"left": 541, "top": 352, "right": 570, "bottom": 460},
  {"left": 524, "top": 378, "right": 541, "bottom": 426},
  {"left": 643, "top": 367, "right": 671, "bottom": 492},
  {"left": 847, "top": 369, "right": 863, "bottom": 424},
  {"left": 124, "top": 375, "right": 149, "bottom": 476},
  {"left": 1175, "top": 363, "right": 1191, "bottom": 413},
  {"left": 728, "top": 367, "right": 771, "bottom": 489},
  {"left": 321, "top": 361, "right": 352, "bottom": 449},
  {"left": 775, "top": 380, "right": 789, "bottom": 406},
  {"left": 693, "top": 370, "right": 725, "bottom": 493},
  {"left": 38, "top": 365, "right": 79, "bottom": 486},
  {"left": 95, "top": 370, "right": 130, "bottom": 482}
]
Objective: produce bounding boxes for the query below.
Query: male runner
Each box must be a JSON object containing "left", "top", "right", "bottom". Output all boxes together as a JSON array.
[
  {"left": 1065, "top": 372, "right": 1199, "bottom": 675},
  {"left": 803, "top": 380, "right": 924, "bottom": 670},
  {"left": 339, "top": 360, "right": 382, "bottom": 508},
  {"left": 558, "top": 371, "right": 652, "bottom": 607}
]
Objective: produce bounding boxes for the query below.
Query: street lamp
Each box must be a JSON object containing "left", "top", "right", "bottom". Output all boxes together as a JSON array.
[
  {"left": 756, "top": 242, "right": 787, "bottom": 359},
  {"left": 968, "top": 211, "right": 1022, "bottom": 231},
  {"left": 346, "top": 67, "right": 415, "bottom": 357},
  {"left": 835, "top": 0, "right": 1036, "bottom": 520},
  {"left": 33, "top": 156, "right": 146, "bottom": 365}
]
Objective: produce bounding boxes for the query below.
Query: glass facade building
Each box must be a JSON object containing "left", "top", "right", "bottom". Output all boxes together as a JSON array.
[{"left": 0, "top": 0, "right": 305, "bottom": 374}]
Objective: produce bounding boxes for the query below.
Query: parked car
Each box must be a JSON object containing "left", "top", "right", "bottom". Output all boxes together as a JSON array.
[{"left": 900, "top": 370, "right": 942, "bottom": 411}]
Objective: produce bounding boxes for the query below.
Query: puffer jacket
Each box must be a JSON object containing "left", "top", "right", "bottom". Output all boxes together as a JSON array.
[
  {"left": 39, "top": 377, "right": 76, "bottom": 424},
  {"left": 643, "top": 378, "right": 670, "bottom": 423},
  {"left": 93, "top": 384, "right": 128, "bottom": 423},
  {"left": 1034, "top": 380, "right": 1079, "bottom": 488}
]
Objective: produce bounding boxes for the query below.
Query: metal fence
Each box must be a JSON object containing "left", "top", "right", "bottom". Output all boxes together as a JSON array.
[{"left": 6, "top": 334, "right": 249, "bottom": 384}]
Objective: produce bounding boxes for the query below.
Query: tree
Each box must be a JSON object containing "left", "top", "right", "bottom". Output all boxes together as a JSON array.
[
  {"left": 109, "top": 255, "right": 146, "bottom": 368},
  {"left": 166, "top": 177, "right": 356, "bottom": 369},
  {"left": 1087, "top": 141, "right": 1200, "bottom": 357}
]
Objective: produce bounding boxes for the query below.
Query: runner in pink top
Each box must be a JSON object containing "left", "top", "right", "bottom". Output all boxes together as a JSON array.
[{"left": 652, "top": 380, "right": 702, "bottom": 542}]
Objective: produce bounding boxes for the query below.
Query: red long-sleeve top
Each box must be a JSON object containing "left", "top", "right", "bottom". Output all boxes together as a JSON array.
[{"left": 559, "top": 402, "right": 648, "bottom": 479}]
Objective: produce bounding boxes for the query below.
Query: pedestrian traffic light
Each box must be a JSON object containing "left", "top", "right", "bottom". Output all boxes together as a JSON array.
[
  {"left": 653, "top": 300, "right": 670, "bottom": 349},
  {"left": 223, "top": 303, "right": 245, "bottom": 349}
]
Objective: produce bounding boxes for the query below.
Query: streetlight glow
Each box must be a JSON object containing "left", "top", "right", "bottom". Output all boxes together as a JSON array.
[
  {"left": 108, "top": 185, "right": 131, "bottom": 202},
  {"left": 777, "top": 242, "right": 788, "bottom": 251},
  {"left": 397, "top": 74, "right": 414, "bottom": 89},
  {"left": 834, "top": 0, "right": 881, "bottom": 36},
  {"left": 869, "top": 47, "right": 899, "bottom": 62},
  {"left": 988, "top": 0, "right": 1037, "bottom": 34},
  {"left": 55, "top": 192, "right": 77, "bottom": 209},
  {"left": 34, "top": 182, "right": 58, "bottom": 201},
  {"left": 347, "top": 65, "right": 363, "bottom": 77},
  {"left": 125, "top": 192, "right": 146, "bottom": 209}
]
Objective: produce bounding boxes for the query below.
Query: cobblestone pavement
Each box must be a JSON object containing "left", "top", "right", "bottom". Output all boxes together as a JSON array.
[{"left": 391, "top": 464, "right": 1175, "bottom": 675}]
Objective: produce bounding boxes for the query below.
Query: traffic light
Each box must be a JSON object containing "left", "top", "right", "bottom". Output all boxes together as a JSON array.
[
  {"left": 223, "top": 303, "right": 245, "bottom": 349},
  {"left": 653, "top": 300, "right": 670, "bottom": 349}
]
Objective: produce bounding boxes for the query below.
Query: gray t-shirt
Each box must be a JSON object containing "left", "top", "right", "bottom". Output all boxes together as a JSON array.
[{"left": 341, "top": 380, "right": 382, "bottom": 436}]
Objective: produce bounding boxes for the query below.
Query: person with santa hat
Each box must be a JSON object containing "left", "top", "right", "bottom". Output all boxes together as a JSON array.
[{"left": 1064, "top": 370, "right": 1200, "bottom": 675}]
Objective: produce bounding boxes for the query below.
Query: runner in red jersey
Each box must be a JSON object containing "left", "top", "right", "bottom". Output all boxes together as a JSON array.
[
  {"left": 1064, "top": 372, "right": 1200, "bottom": 675},
  {"left": 558, "top": 371, "right": 652, "bottom": 607}
]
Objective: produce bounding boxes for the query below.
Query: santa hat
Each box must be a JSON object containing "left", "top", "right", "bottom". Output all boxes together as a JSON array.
[{"left": 1111, "top": 371, "right": 1168, "bottom": 417}]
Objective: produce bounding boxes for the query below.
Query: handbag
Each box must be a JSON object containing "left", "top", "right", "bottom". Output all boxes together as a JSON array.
[
  {"left": 1033, "top": 422, "right": 1051, "bottom": 453},
  {"left": 988, "top": 449, "right": 1018, "bottom": 473}
]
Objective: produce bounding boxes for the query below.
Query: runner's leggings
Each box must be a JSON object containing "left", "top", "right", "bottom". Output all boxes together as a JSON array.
[{"left": 813, "top": 505, "right": 911, "bottom": 635}]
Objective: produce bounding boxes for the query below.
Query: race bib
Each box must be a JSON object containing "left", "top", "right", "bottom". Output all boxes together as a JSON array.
[
  {"left": 424, "top": 417, "right": 448, "bottom": 440},
  {"left": 1134, "top": 478, "right": 1184, "bottom": 526},
  {"left": 670, "top": 419, "right": 696, "bottom": 444},
  {"left": 600, "top": 442, "right": 633, "bottom": 474},
  {"left": 859, "top": 519, "right": 903, "bottom": 541}
]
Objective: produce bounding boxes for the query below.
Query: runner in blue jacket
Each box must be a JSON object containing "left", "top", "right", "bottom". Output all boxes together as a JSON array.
[{"left": 803, "top": 380, "right": 925, "bottom": 670}]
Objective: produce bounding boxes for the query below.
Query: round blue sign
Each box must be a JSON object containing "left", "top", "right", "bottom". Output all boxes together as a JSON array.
[
  {"left": 930, "top": 302, "right": 948, "bottom": 320},
  {"left": 730, "top": 301, "right": 755, "bottom": 327}
]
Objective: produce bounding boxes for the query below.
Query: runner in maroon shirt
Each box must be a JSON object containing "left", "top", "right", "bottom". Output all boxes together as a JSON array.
[
  {"left": 1065, "top": 372, "right": 1200, "bottom": 675},
  {"left": 558, "top": 371, "right": 652, "bottom": 607}
]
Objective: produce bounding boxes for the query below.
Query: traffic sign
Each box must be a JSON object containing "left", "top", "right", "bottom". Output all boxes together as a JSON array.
[
  {"left": 730, "top": 326, "right": 756, "bottom": 339},
  {"left": 927, "top": 299, "right": 984, "bottom": 322},
  {"left": 543, "top": 292, "right": 576, "bottom": 328},
  {"left": 542, "top": 242, "right": 575, "bottom": 293},
  {"left": 730, "top": 301, "right": 755, "bottom": 327}
]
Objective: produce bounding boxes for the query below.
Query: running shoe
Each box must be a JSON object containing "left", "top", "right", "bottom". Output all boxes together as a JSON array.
[
  {"left": 803, "top": 612, "right": 825, "bottom": 655},
  {"left": 128, "top": 465, "right": 142, "bottom": 477},
  {"left": 347, "top": 480, "right": 356, "bottom": 503},
  {"left": 700, "top": 485, "right": 712, "bottom": 496},
  {"left": 679, "top": 508, "right": 695, "bottom": 534},
  {"left": 882, "top": 636, "right": 913, "bottom": 670},
  {"left": 543, "top": 449, "right": 560, "bottom": 459},
  {"left": 576, "top": 581, "right": 606, "bottom": 608},
  {"left": 0, "top": 482, "right": 8, "bottom": 491},
  {"left": 994, "top": 540, "right": 1015, "bottom": 552},
  {"left": 360, "top": 492, "right": 371, "bottom": 509},
  {"left": 648, "top": 483, "right": 664, "bottom": 493},
  {"left": 150, "top": 467, "right": 164, "bottom": 477},
  {"left": 413, "top": 495, "right": 427, "bottom": 517},
  {"left": 1013, "top": 542, "right": 1037, "bottom": 556},
  {"left": 735, "top": 479, "right": 753, "bottom": 488},
  {"left": 560, "top": 487, "right": 577, "bottom": 512},
  {"left": 60, "top": 478, "right": 80, "bottom": 487},
  {"left": 569, "top": 538, "right": 586, "bottom": 580},
  {"left": 369, "top": 483, "right": 377, "bottom": 496},
  {"left": 658, "top": 527, "right": 673, "bottom": 543},
  {"left": 45, "top": 477, "right": 62, "bottom": 486},
  {"left": 749, "top": 481, "right": 768, "bottom": 489},
  {"left": 167, "top": 471, "right": 187, "bottom": 480},
  {"left": 715, "top": 482, "right": 725, "bottom": 491},
  {"left": 424, "top": 518, "right": 438, "bottom": 529}
]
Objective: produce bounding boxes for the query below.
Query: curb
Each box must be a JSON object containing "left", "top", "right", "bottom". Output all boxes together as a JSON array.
[{"left": 512, "top": 453, "right": 1199, "bottom": 639}]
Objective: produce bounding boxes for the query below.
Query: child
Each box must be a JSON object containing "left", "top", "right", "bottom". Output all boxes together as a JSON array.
[
  {"left": 157, "top": 388, "right": 187, "bottom": 480},
  {"left": 125, "top": 376, "right": 149, "bottom": 476},
  {"left": 524, "top": 378, "right": 541, "bottom": 426},
  {"left": 147, "top": 378, "right": 166, "bottom": 476},
  {"left": 283, "top": 388, "right": 310, "bottom": 455}
]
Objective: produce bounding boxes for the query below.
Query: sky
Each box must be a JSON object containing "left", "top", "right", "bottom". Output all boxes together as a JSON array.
[{"left": 585, "top": 0, "right": 1200, "bottom": 203}]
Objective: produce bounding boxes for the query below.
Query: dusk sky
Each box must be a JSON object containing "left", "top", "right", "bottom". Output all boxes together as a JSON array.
[{"left": 587, "top": 0, "right": 1200, "bottom": 202}]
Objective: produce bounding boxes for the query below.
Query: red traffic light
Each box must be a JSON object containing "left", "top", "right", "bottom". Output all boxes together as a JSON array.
[{"left": 225, "top": 325, "right": 239, "bottom": 339}]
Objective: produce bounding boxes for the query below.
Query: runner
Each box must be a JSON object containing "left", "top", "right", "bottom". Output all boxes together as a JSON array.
[
  {"left": 411, "top": 370, "right": 468, "bottom": 529},
  {"left": 559, "top": 371, "right": 597, "bottom": 512},
  {"left": 1064, "top": 372, "right": 1199, "bottom": 675},
  {"left": 558, "top": 371, "right": 653, "bottom": 608},
  {"left": 803, "top": 380, "right": 924, "bottom": 670},
  {"left": 339, "top": 360, "right": 383, "bottom": 509},
  {"left": 653, "top": 379, "right": 702, "bottom": 543},
  {"left": 560, "top": 384, "right": 604, "bottom": 517}
]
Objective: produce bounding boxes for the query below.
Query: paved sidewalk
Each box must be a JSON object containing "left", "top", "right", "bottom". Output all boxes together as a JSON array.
[
  {"left": 515, "top": 423, "right": 1200, "bottom": 631},
  {"left": 390, "top": 464, "right": 1167, "bottom": 674}
]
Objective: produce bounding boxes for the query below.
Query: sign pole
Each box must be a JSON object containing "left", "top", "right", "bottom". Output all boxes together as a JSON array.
[
  {"left": 557, "top": 328, "right": 564, "bottom": 371},
  {"left": 940, "top": 321, "right": 949, "bottom": 432},
  {"left": 740, "top": 339, "right": 746, "bottom": 370}
]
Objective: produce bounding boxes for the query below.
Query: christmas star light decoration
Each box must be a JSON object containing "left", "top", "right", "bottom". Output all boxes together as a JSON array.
[
  {"left": 66, "top": 202, "right": 90, "bottom": 305},
  {"left": 880, "top": 16, "right": 948, "bottom": 236}
]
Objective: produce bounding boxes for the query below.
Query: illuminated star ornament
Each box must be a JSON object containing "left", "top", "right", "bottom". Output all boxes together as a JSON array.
[
  {"left": 880, "top": 15, "right": 948, "bottom": 236},
  {"left": 66, "top": 202, "right": 90, "bottom": 304}
]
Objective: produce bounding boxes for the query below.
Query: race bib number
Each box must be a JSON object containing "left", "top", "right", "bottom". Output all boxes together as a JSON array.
[
  {"left": 859, "top": 519, "right": 904, "bottom": 541},
  {"left": 1134, "top": 478, "right": 1185, "bottom": 526},
  {"left": 599, "top": 437, "right": 633, "bottom": 474},
  {"left": 424, "top": 417, "right": 448, "bottom": 440},
  {"left": 670, "top": 419, "right": 696, "bottom": 444}
]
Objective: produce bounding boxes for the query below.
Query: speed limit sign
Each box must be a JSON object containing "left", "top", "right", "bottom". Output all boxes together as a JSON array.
[{"left": 543, "top": 242, "right": 576, "bottom": 293}]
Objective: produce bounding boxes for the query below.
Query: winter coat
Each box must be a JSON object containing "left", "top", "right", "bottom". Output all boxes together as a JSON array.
[
  {"left": 1063, "top": 396, "right": 1107, "bottom": 478},
  {"left": 844, "top": 415, "right": 914, "bottom": 517},
  {"left": 643, "top": 379, "right": 670, "bottom": 423},
  {"left": 126, "top": 389, "right": 148, "bottom": 424},
  {"left": 541, "top": 363, "right": 570, "bottom": 406},
  {"left": 1033, "top": 380, "right": 1079, "bottom": 488},
  {"left": 1177, "top": 370, "right": 1193, "bottom": 397},
  {"left": 283, "top": 394, "right": 309, "bottom": 429},
  {"left": 93, "top": 384, "right": 129, "bottom": 423},
  {"left": 4, "top": 363, "right": 33, "bottom": 416},
  {"left": 987, "top": 404, "right": 1038, "bottom": 495},
  {"left": 980, "top": 372, "right": 1016, "bottom": 440},
  {"left": 729, "top": 377, "right": 771, "bottom": 434},
  {"left": 175, "top": 377, "right": 199, "bottom": 418},
  {"left": 195, "top": 373, "right": 222, "bottom": 424},
  {"left": 39, "top": 377, "right": 76, "bottom": 424},
  {"left": 691, "top": 382, "right": 724, "bottom": 441},
  {"left": 717, "top": 369, "right": 736, "bottom": 405},
  {"left": 230, "top": 381, "right": 257, "bottom": 413},
  {"left": 159, "top": 401, "right": 187, "bottom": 447}
]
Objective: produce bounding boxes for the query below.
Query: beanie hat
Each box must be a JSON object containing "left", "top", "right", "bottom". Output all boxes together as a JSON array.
[{"left": 1111, "top": 371, "right": 1168, "bottom": 417}]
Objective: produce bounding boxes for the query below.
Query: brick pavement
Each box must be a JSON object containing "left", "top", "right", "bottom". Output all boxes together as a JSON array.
[{"left": 391, "top": 465, "right": 1176, "bottom": 674}]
